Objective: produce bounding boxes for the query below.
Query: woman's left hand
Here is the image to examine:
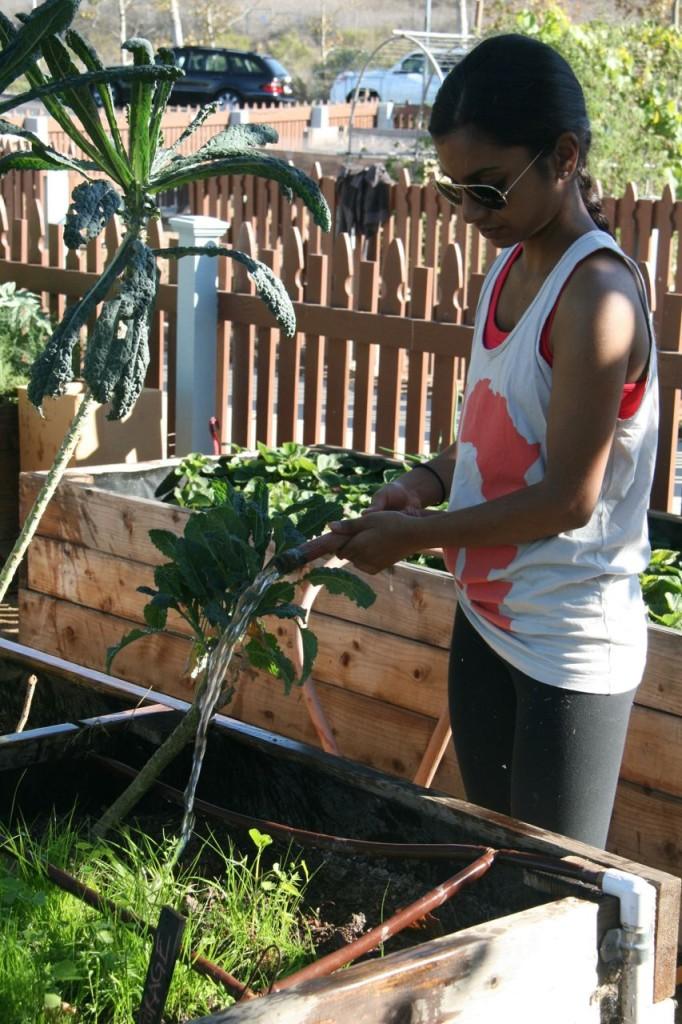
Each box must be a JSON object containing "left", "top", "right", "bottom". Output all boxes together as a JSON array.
[{"left": 328, "top": 511, "right": 427, "bottom": 574}]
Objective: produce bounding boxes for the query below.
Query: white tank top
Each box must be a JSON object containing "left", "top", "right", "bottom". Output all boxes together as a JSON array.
[{"left": 445, "top": 229, "right": 659, "bottom": 694}]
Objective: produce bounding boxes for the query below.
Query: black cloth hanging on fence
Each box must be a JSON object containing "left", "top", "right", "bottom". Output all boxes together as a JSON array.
[{"left": 334, "top": 164, "right": 392, "bottom": 239}]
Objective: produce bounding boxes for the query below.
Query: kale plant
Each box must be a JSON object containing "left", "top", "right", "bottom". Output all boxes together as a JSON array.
[
  {"left": 107, "top": 483, "right": 375, "bottom": 692},
  {"left": 96, "top": 486, "right": 375, "bottom": 837},
  {"left": 0, "top": 0, "right": 330, "bottom": 602}
]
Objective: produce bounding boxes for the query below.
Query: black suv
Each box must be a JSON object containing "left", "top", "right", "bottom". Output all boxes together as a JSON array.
[{"left": 112, "top": 47, "right": 296, "bottom": 109}]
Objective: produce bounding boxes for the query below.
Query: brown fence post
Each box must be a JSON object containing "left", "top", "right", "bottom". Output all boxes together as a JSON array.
[
  {"left": 652, "top": 186, "right": 675, "bottom": 336},
  {"left": 0, "top": 195, "right": 8, "bottom": 261},
  {"left": 325, "top": 234, "right": 353, "bottom": 446},
  {"left": 651, "top": 292, "right": 682, "bottom": 512},
  {"left": 375, "top": 238, "right": 407, "bottom": 453},
  {"left": 276, "top": 225, "right": 305, "bottom": 445},
  {"left": 351, "top": 259, "right": 380, "bottom": 453},
  {"left": 405, "top": 265, "right": 433, "bottom": 455},
  {"left": 301, "top": 250, "right": 328, "bottom": 446},
  {"left": 230, "top": 222, "right": 257, "bottom": 449},
  {"left": 255, "top": 248, "right": 281, "bottom": 448}
]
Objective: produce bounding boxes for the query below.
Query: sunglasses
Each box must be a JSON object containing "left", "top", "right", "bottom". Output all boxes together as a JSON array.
[{"left": 433, "top": 150, "right": 545, "bottom": 211}]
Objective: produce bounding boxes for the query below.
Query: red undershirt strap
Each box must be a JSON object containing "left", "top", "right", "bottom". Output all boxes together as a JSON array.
[{"left": 482, "top": 244, "right": 645, "bottom": 419}]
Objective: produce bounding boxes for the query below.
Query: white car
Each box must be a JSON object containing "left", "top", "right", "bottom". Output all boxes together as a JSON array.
[{"left": 329, "top": 49, "right": 465, "bottom": 105}]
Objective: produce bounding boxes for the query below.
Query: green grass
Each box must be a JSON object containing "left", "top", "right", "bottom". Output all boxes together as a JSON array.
[{"left": 0, "top": 815, "right": 316, "bottom": 1022}]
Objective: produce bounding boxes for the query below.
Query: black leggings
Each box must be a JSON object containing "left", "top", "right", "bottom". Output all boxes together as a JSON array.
[{"left": 448, "top": 607, "right": 636, "bottom": 848}]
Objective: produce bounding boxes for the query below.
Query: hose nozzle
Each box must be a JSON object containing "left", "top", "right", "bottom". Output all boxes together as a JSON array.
[{"left": 271, "top": 532, "right": 347, "bottom": 574}]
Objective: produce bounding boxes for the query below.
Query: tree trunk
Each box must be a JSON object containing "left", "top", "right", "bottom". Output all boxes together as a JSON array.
[
  {"left": 206, "top": 3, "right": 215, "bottom": 46},
  {"left": 459, "top": 0, "right": 469, "bottom": 36},
  {"left": 170, "top": 0, "right": 184, "bottom": 47},
  {"left": 118, "top": 0, "right": 128, "bottom": 62},
  {"left": 320, "top": 1, "right": 327, "bottom": 64},
  {"left": 673, "top": 0, "right": 680, "bottom": 30}
]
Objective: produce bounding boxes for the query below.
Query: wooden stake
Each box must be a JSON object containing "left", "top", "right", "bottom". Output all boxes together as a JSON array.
[{"left": 14, "top": 672, "right": 38, "bottom": 733}]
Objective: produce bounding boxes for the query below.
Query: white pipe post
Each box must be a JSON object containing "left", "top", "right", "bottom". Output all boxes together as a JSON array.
[
  {"left": 169, "top": 214, "right": 230, "bottom": 456},
  {"left": 601, "top": 869, "right": 674, "bottom": 1023},
  {"left": 23, "top": 115, "right": 70, "bottom": 225}
]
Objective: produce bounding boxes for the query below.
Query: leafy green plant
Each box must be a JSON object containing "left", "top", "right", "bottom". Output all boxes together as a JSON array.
[
  {"left": 107, "top": 480, "right": 376, "bottom": 693},
  {"left": 0, "top": 0, "right": 78, "bottom": 95},
  {"left": 157, "top": 442, "right": 436, "bottom": 514},
  {"left": 0, "top": 282, "right": 53, "bottom": 398},
  {"left": 640, "top": 548, "right": 682, "bottom": 630},
  {"left": 0, "top": 0, "right": 331, "bottom": 603},
  {"left": 95, "top": 482, "right": 375, "bottom": 839},
  {"left": 0, "top": 814, "right": 316, "bottom": 1021},
  {"left": 157, "top": 444, "right": 448, "bottom": 570}
]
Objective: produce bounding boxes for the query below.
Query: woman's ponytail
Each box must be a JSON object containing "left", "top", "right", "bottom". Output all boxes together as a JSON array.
[{"left": 577, "top": 166, "right": 612, "bottom": 234}]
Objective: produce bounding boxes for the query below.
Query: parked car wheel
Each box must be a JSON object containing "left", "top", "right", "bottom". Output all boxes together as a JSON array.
[{"left": 215, "top": 89, "right": 241, "bottom": 110}]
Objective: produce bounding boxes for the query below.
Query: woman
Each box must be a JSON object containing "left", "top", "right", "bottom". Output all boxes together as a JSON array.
[{"left": 326, "top": 33, "right": 658, "bottom": 848}]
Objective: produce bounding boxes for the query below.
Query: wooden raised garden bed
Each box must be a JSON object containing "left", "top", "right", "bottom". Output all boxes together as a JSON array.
[
  {"left": 0, "top": 640, "right": 679, "bottom": 1021},
  {"left": 16, "top": 461, "right": 682, "bottom": 928},
  {"left": 0, "top": 400, "right": 19, "bottom": 562}
]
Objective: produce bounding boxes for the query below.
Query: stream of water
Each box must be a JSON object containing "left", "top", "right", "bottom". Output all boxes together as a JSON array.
[{"left": 177, "top": 562, "right": 282, "bottom": 854}]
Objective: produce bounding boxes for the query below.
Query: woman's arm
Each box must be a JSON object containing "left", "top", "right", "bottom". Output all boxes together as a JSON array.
[{"left": 330, "top": 254, "right": 645, "bottom": 574}]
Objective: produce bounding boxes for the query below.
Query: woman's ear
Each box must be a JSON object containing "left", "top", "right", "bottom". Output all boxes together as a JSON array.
[{"left": 553, "top": 132, "right": 581, "bottom": 180}]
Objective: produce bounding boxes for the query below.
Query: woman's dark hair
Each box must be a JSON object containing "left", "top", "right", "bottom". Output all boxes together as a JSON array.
[{"left": 429, "top": 34, "right": 610, "bottom": 232}]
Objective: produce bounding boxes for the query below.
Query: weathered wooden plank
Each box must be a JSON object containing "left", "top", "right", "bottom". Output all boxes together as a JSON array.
[
  {"left": 325, "top": 235, "right": 353, "bottom": 447},
  {"left": 0, "top": 260, "right": 176, "bottom": 311},
  {"left": 17, "top": 590, "right": 463, "bottom": 795},
  {"left": 235, "top": 663, "right": 463, "bottom": 794},
  {"left": 0, "top": 722, "right": 80, "bottom": 769},
  {"left": 192, "top": 899, "right": 606, "bottom": 1024},
  {"left": 217, "top": 293, "right": 475, "bottom": 358},
  {"left": 20, "top": 487, "right": 457, "bottom": 644},
  {"left": 20, "top": 475, "right": 190, "bottom": 566},
  {"left": 304, "top": 614, "right": 448, "bottom": 719},
  {"left": 608, "top": 780, "right": 682, "bottom": 880},
  {"left": 26, "top": 535, "right": 451, "bottom": 719},
  {"left": 375, "top": 239, "right": 407, "bottom": 452},
  {"left": 620, "top": 705, "right": 682, "bottom": 799},
  {"left": 638, "top": 624, "right": 682, "bottom": 717},
  {"left": 18, "top": 589, "right": 196, "bottom": 702}
]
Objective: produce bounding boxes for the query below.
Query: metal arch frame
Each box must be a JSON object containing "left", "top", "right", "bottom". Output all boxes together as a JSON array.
[{"left": 346, "top": 29, "right": 470, "bottom": 155}]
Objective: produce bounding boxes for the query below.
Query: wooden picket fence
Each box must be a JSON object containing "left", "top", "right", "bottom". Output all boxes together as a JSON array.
[{"left": 0, "top": 183, "right": 681, "bottom": 511}]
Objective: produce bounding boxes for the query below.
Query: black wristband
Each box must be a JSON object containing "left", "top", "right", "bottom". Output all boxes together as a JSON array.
[{"left": 415, "top": 462, "right": 447, "bottom": 504}]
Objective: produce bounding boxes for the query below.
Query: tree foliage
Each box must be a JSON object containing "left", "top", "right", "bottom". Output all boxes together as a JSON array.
[{"left": 515, "top": 4, "right": 682, "bottom": 193}]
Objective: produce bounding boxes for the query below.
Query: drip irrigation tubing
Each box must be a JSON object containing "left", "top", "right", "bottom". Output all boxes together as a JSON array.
[
  {"left": 270, "top": 850, "right": 496, "bottom": 991},
  {"left": 0, "top": 835, "right": 255, "bottom": 1001},
  {"left": 92, "top": 753, "right": 605, "bottom": 886}
]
